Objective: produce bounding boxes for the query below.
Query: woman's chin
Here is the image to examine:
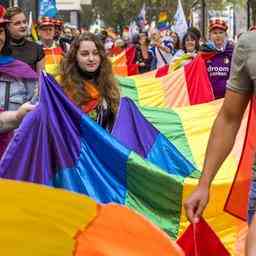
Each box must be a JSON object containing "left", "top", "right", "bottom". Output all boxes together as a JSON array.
[{"left": 86, "top": 68, "right": 97, "bottom": 73}]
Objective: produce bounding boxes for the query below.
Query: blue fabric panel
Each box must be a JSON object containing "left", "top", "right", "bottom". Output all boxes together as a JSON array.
[
  {"left": 0, "top": 56, "right": 14, "bottom": 65},
  {"left": 146, "top": 133, "right": 196, "bottom": 177},
  {"left": 53, "top": 115, "right": 130, "bottom": 204}
]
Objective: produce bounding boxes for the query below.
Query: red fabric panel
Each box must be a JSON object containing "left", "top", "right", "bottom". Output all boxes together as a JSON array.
[
  {"left": 0, "top": 132, "right": 12, "bottom": 158},
  {"left": 198, "top": 51, "right": 216, "bottom": 61},
  {"left": 0, "top": 109, "right": 13, "bottom": 158},
  {"left": 184, "top": 55, "right": 214, "bottom": 105},
  {"left": 177, "top": 218, "right": 230, "bottom": 256},
  {"left": 125, "top": 46, "right": 139, "bottom": 76},
  {"left": 155, "top": 64, "right": 169, "bottom": 78},
  {"left": 224, "top": 97, "right": 256, "bottom": 220}
]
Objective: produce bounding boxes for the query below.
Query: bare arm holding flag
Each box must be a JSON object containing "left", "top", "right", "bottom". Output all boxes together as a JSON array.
[
  {"left": 0, "top": 102, "right": 36, "bottom": 133},
  {"left": 184, "top": 32, "right": 255, "bottom": 223}
]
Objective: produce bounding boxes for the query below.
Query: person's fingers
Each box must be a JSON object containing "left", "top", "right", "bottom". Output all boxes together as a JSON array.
[
  {"left": 25, "top": 104, "right": 36, "bottom": 111},
  {"left": 186, "top": 204, "right": 197, "bottom": 223},
  {"left": 184, "top": 199, "right": 199, "bottom": 224},
  {"left": 194, "top": 200, "right": 206, "bottom": 221}
]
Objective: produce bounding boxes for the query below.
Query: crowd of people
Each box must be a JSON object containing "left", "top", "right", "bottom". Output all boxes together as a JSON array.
[{"left": 0, "top": 4, "right": 256, "bottom": 255}]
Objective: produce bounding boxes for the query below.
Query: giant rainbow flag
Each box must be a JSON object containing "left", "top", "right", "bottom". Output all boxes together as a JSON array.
[{"left": 0, "top": 71, "right": 254, "bottom": 255}]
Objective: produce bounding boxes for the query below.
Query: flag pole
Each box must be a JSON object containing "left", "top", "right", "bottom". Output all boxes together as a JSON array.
[
  {"left": 201, "top": 0, "right": 206, "bottom": 40},
  {"left": 35, "top": 0, "right": 39, "bottom": 20},
  {"left": 247, "top": 0, "right": 251, "bottom": 29}
]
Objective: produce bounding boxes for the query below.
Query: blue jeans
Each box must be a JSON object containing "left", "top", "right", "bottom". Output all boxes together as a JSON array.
[
  {"left": 248, "top": 162, "right": 256, "bottom": 224},
  {"left": 248, "top": 180, "right": 256, "bottom": 224}
]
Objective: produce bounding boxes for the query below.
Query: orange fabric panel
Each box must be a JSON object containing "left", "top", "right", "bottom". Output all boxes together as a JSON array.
[
  {"left": 45, "top": 54, "right": 62, "bottom": 65},
  {"left": 161, "top": 68, "right": 190, "bottom": 107},
  {"left": 74, "top": 204, "right": 184, "bottom": 256},
  {"left": 112, "top": 65, "right": 128, "bottom": 76},
  {"left": 44, "top": 47, "right": 63, "bottom": 56},
  {"left": 225, "top": 98, "right": 256, "bottom": 220}
]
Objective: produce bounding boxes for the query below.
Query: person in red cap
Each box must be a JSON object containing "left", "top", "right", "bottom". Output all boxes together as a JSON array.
[
  {"left": 37, "top": 17, "right": 63, "bottom": 77},
  {"left": 37, "top": 17, "right": 56, "bottom": 48},
  {"left": 208, "top": 19, "right": 229, "bottom": 50},
  {"left": 200, "top": 18, "right": 234, "bottom": 99}
]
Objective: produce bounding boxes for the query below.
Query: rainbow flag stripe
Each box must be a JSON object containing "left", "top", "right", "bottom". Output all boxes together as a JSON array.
[
  {"left": 118, "top": 55, "right": 214, "bottom": 107},
  {"left": 111, "top": 46, "right": 138, "bottom": 76},
  {"left": 44, "top": 46, "right": 63, "bottom": 77},
  {"left": 0, "top": 179, "right": 183, "bottom": 255}
]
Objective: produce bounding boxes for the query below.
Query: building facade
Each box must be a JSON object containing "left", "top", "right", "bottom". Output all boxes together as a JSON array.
[{"left": 56, "top": 0, "right": 92, "bottom": 27}]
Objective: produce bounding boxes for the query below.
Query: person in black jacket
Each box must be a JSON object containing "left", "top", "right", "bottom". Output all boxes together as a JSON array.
[{"left": 135, "top": 32, "right": 153, "bottom": 73}]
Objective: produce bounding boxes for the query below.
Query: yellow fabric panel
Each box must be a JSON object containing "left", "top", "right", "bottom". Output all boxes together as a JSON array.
[
  {"left": 111, "top": 52, "right": 129, "bottom": 76},
  {"left": 133, "top": 76, "right": 166, "bottom": 108},
  {"left": 0, "top": 179, "right": 97, "bottom": 256},
  {"left": 179, "top": 172, "right": 246, "bottom": 255},
  {"left": 45, "top": 63, "right": 60, "bottom": 77},
  {"left": 175, "top": 99, "right": 250, "bottom": 255},
  {"left": 176, "top": 99, "right": 222, "bottom": 169},
  {"left": 111, "top": 52, "right": 126, "bottom": 65},
  {"left": 174, "top": 99, "right": 248, "bottom": 169}
]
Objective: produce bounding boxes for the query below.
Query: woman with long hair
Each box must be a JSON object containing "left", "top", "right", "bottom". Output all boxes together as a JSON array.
[
  {"left": 58, "top": 32, "right": 120, "bottom": 131},
  {"left": 182, "top": 31, "right": 200, "bottom": 55},
  {"left": 135, "top": 32, "right": 154, "bottom": 73},
  {"left": 170, "top": 31, "right": 200, "bottom": 67}
]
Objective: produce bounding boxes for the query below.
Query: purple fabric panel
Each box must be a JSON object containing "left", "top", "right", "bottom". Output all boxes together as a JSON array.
[
  {"left": 111, "top": 97, "right": 159, "bottom": 158},
  {"left": 0, "top": 59, "right": 37, "bottom": 79},
  {"left": 206, "top": 42, "right": 234, "bottom": 99},
  {"left": 0, "top": 73, "right": 81, "bottom": 183}
]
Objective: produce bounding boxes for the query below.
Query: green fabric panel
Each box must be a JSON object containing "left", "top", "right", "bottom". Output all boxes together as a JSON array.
[
  {"left": 189, "top": 169, "right": 201, "bottom": 178},
  {"left": 140, "top": 106, "right": 197, "bottom": 169},
  {"left": 116, "top": 76, "right": 138, "bottom": 104},
  {"left": 126, "top": 152, "right": 184, "bottom": 239}
]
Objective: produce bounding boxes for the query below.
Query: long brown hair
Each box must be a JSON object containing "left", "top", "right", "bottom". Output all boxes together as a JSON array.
[{"left": 59, "top": 32, "right": 120, "bottom": 114}]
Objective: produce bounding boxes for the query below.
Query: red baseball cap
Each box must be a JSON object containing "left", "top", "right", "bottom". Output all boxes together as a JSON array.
[
  {"left": 0, "top": 5, "right": 10, "bottom": 25},
  {"left": 209, "top": 19, "right": 228, "bottom": 32},
  {"left": 38, "top": 17, "right": 55, "bottom": 28}
]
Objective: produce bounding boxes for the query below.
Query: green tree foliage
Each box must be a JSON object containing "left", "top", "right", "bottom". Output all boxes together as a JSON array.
[{"left": 80, "top": 0, "right": 245, "bottom": 29}]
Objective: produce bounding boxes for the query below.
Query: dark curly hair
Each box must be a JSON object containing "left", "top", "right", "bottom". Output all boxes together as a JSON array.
[
  {"left": 59, "top": 32, "right": 120, "bottom": 114},
  {"left": 182, "top": 31, "right": 200, "bottom": 53}
]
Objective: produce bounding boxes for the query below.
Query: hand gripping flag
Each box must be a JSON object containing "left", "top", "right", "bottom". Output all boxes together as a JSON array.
[{"left": 177, "top": 218, "right": 230, "bottom": 256}]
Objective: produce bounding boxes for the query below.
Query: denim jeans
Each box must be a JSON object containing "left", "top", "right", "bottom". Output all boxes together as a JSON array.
[{"left": 248, "top": 162, "right": 256, "bottom": 224}]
